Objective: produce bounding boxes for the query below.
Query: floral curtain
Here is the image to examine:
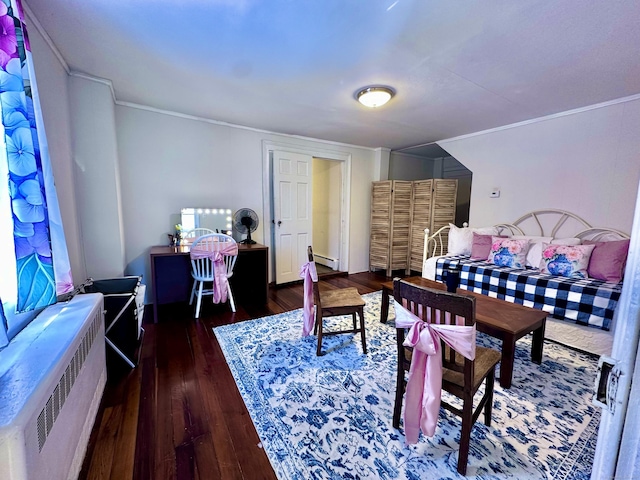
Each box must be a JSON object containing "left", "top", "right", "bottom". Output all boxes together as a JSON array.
[{"left": 0, "top": 0, "right": 72, "bottom": 341}]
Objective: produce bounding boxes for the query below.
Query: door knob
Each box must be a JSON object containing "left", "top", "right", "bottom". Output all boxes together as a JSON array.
[{"left": 277, "top": 220, "right": 282, "bottom": 226}]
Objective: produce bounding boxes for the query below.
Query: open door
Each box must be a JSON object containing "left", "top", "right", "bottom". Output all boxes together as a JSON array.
[
  {"left": 272, "top": 150, "right": 313, "bottom": 284},
  {"left": 591, "top": 178, "right": 640, "bottom": 478}
]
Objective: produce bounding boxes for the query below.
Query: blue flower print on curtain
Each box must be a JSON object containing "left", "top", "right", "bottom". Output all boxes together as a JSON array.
[{"left": 0, "top": 0, "right": 73, "bottom": 314}]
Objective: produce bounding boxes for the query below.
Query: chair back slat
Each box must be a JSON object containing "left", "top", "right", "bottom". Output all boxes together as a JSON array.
[{"left": 183, "top": 228, "right": 216, "bottom": 244}]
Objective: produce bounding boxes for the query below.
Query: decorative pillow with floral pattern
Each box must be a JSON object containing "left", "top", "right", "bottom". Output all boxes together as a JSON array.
[
  {"left": 488, "top": 237, "right": 530, "bottom": 268},
  {"left": 539, "top": 243, "right": 596, "bottom": 279}
]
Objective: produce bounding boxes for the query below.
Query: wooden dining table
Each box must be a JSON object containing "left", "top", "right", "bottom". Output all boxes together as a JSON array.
[{"left": 380, "top": 276, "right": 548, "bottom": 389}]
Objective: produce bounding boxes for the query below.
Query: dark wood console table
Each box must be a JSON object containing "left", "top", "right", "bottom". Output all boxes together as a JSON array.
[{"left": 150, "top": 243, "right": 269, "bottom": 323}]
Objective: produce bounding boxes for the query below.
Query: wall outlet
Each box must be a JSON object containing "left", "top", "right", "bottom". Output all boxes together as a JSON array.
[{"left": 490, "top": 189, "right": 500, "bottom": 198}]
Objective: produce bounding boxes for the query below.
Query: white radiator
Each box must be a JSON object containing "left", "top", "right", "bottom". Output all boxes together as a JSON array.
[
  {"left": 313, "top": 253, "right": 339, "bottom": 270},
  {"left": 0, "top": 293, "right": 106, "bottom": 480}
]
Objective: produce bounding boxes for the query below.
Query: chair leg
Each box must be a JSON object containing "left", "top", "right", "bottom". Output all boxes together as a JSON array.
[
  {"left": 227, "top": 282, "right": 236, "bottom": 313},
  {"left": 358, "top": 307, "right": 367, "bottom": 354},
  {"left": 195, "top": 281, "right": 204, "bottom": 319},
  {"left": 316, "top": 316, "right": 324, "bottom": 356},
  {"left": 313, "top": 308, "right": 319, "bottom": 335},
  {"left": 352, "top": 312, "right": 357, "bottom": 331},
  {"left": 393, "top": 375, "right": 405, "bottom": 429},
  {"left": 189, "top": 279, "right": 197, "bottom": 305},
  {"left": 457, "top": 395, "right": 474, "bottom": 476},
  {"left": 484, "top": 368, "right": 496, "bottom": 427}
]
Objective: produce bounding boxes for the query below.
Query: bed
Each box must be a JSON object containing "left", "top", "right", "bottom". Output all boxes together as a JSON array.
[{"left": 421, "top": 209, "right": 630, "bottom": 355}]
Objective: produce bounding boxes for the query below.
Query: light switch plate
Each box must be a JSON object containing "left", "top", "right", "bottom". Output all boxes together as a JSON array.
[{"left": 490, "top": 189, "right": 500, "bottom": 198}]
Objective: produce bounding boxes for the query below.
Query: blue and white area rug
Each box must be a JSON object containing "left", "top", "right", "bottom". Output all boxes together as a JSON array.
[{"left": 213, "top": 292, "right": 600, "bottom": 479}]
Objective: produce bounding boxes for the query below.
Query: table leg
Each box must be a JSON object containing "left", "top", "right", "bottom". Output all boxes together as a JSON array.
[
  {"left": 381, "top": 288, "right": 390, "bottom": 323},
  {"left": 499, "top": 335, "right": 516, "bottom": 389},
  {"left": 531, "top": 321, "right": 546, "bottom": 365}
]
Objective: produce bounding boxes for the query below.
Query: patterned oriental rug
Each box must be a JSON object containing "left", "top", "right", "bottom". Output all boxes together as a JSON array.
[{"left": 213, "top": 292, "right": 600, "bottom": 479}]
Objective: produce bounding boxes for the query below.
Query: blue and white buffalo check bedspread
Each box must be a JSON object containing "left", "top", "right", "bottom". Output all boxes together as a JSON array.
[{"left": 436, "top": 256, "right": 622, "bottom": 330}]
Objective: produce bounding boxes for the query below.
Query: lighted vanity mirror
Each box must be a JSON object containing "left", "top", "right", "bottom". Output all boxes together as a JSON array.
[{"left": 180, "top": 208, "right": 233, "bottom": 237}]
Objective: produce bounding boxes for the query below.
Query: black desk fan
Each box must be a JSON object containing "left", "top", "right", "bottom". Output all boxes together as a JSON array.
[{"left": 233, "top": 208, "right": 259, "bottom": 244}]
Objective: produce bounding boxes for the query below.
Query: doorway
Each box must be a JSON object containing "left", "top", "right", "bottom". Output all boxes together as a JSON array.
[
  {"left": 311, "top": 158, "right": 344, "bottom": 278},
  {"left": 262, "top": 142, "right": 351, "bottom": 285}
]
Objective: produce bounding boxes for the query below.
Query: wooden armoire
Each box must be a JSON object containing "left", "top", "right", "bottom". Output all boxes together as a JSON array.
[{"left": 369, "top": 179, "right": 457, "bottom": 276}]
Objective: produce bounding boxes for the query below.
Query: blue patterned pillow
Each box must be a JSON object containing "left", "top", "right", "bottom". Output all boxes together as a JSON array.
[
  {"left": 488, "top": 237, "right": 530, "bottom": 269},
  {"left": 540, "top": 243, "right": 596, "bottom": 278}
]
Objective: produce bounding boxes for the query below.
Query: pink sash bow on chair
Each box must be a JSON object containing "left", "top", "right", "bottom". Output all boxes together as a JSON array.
[
  {"left": 394, "top": 300, "right": 476, "bottom": 444},
  {"left": 190, "top": 243, "right": 238, "bottom": 303},
  {"left": 299, "top": 261, "right": 318, "bottom": 336}
]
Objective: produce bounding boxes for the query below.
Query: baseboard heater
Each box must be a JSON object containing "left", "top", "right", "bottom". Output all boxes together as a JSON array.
[
  {"left": 314, "top": 253, "right": 339, "bottom": 270},
  {"left": 0, "top": 293, "right": 106, "bottom": 480}
]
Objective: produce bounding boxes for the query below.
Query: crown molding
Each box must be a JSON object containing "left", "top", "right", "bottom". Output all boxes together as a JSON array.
[
  {"left": 68, "top": 71, "right": 117, "bottom": 103},
  {"left": 438, "top": 93, "right": 640, "bottom": 145},
  {"left": 114, "top": 100, "right": 376, "bottom": 151}
]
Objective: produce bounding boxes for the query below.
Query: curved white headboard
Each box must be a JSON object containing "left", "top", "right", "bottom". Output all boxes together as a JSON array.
[
  {"left": 575, "top": 228, "right": 630, "bottom": 242},
  {"left": 512, "top": 209, "right": 591, "bottom": 238},
  {"left": 422, "top": 209, "right": 629, "bottom": 263}
]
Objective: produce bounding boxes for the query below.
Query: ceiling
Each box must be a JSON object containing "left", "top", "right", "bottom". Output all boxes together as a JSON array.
[{"left": 25, "top": 0, "right": 640, "bottom": 151}]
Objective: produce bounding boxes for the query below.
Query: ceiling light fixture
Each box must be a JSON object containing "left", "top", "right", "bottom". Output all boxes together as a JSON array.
[{"left": 356, "top": 86, "right": 395, "bottom": 108}]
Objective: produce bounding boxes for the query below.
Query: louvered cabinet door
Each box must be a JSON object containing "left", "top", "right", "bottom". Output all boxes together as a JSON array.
[
  {"left": 408, "top": 179, "right": 433, "bottom": 272},
  {"left": 388, "top": 181, "right": 412, "bottom": 276},
  {"left": 430, "top": 179, "right": 458, "bottom": 256},
  {"left": 370, "top": 181, "right": 392, "bottom": 271}
]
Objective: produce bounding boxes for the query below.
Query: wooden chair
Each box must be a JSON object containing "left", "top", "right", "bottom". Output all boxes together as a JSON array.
[
  {"left": 392, "top": 279, "right": 501, "bottom": 475},
  {"left": 307, "top": 246, "right": 366, "bottom": 356}
]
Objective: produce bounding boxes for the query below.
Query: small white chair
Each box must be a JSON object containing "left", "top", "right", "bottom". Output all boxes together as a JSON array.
[
  {"left": 189, "top": 233, "right": 238, "bottom": 317},
  {"left": 183, "top": 227, "right": 215, "bottom": 244}
]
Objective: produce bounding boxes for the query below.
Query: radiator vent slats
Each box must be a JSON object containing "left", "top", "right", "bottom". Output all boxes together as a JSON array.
[
  {"left": 52, "top": 385, "right": 60, "bottom": 422},
  {"left": 36, "top": 308, "right": 102, "bottom": 452}
]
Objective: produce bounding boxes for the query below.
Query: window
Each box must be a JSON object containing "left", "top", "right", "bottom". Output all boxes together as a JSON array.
[{"left": 0, "top": 0, "right": 73, "bottom": 346}]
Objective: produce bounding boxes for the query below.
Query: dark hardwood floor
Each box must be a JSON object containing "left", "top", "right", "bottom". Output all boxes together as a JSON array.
[{"left": 80, "top": 271, "right": 390, "bottom": 480}]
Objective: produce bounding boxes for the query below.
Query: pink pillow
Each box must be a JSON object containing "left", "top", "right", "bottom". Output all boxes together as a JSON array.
[
  {"left": 471, "top": 233, "right": 506, "bottom": 260},
  {"left": 583, "top": 239, "right": 630, "bottom": 283},
  {"left": 539, "top": 243, "right": 595, "bottom": 279}
]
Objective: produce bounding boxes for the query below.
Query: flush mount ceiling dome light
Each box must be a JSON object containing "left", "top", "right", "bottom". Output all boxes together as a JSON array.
[{"left": 356, "top": 86, "right": 395, "bottom": 108}]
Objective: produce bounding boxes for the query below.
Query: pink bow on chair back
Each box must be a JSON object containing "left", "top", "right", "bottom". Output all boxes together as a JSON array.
[
  {"left": 299, "top": 261, "right": 318, "bottom": 336},
  {"left": 191, "top": 242, "right": 238, "bottom": 303},
  {"left": 394, "top": 300, "right": 476, "bottom": 443}
]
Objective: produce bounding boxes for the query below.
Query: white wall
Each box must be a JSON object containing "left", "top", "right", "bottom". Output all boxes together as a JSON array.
[
  {"left": 374, "top": 148, "right": 391, "bottom": 181},
  {"left": 312, "top": 158, "right": 342, "bottom": 261},
  {"left": 389, "top": 152, "right": 434, "bottom": 180},
  {"left": 439, "top": 98, "right": 640, "bottom": 233},
  {"left": 343, "top": 147, "right": 378, "bottom": 272},
  {"left": 28, "top": 23, "right": 86, "bottom": 282},
  {"left": 69, "top": 76, "right": 126, "bottom": 279},
  {"left": 116, "top": 106, "right": 377, "bottom": 294}
]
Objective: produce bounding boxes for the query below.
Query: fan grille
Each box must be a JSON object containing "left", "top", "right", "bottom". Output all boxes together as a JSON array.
[{"left": 233, "top": 208, "right": 259, "bottom": 233}]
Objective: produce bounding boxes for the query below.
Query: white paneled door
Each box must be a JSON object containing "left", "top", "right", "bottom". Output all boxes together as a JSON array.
[{"left": 273, "top": 150, "right": 313, "bottom": 284}]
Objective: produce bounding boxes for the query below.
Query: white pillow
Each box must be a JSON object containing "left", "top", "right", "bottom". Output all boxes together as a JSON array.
[
  {"left": 552, "top": 237, "right": 582, "bottom": 246},
  {"left": 511, "top": 235, "right": 553, "bottom": 268},
  {"left": 447, "top": 224, "right": 499, "bottom": 256},
  {"left": 447, "top": 224, "right": 472, "bottom": 255},
  {"left": 474, "top": 226, "right": 500, "bottom": 235}
]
